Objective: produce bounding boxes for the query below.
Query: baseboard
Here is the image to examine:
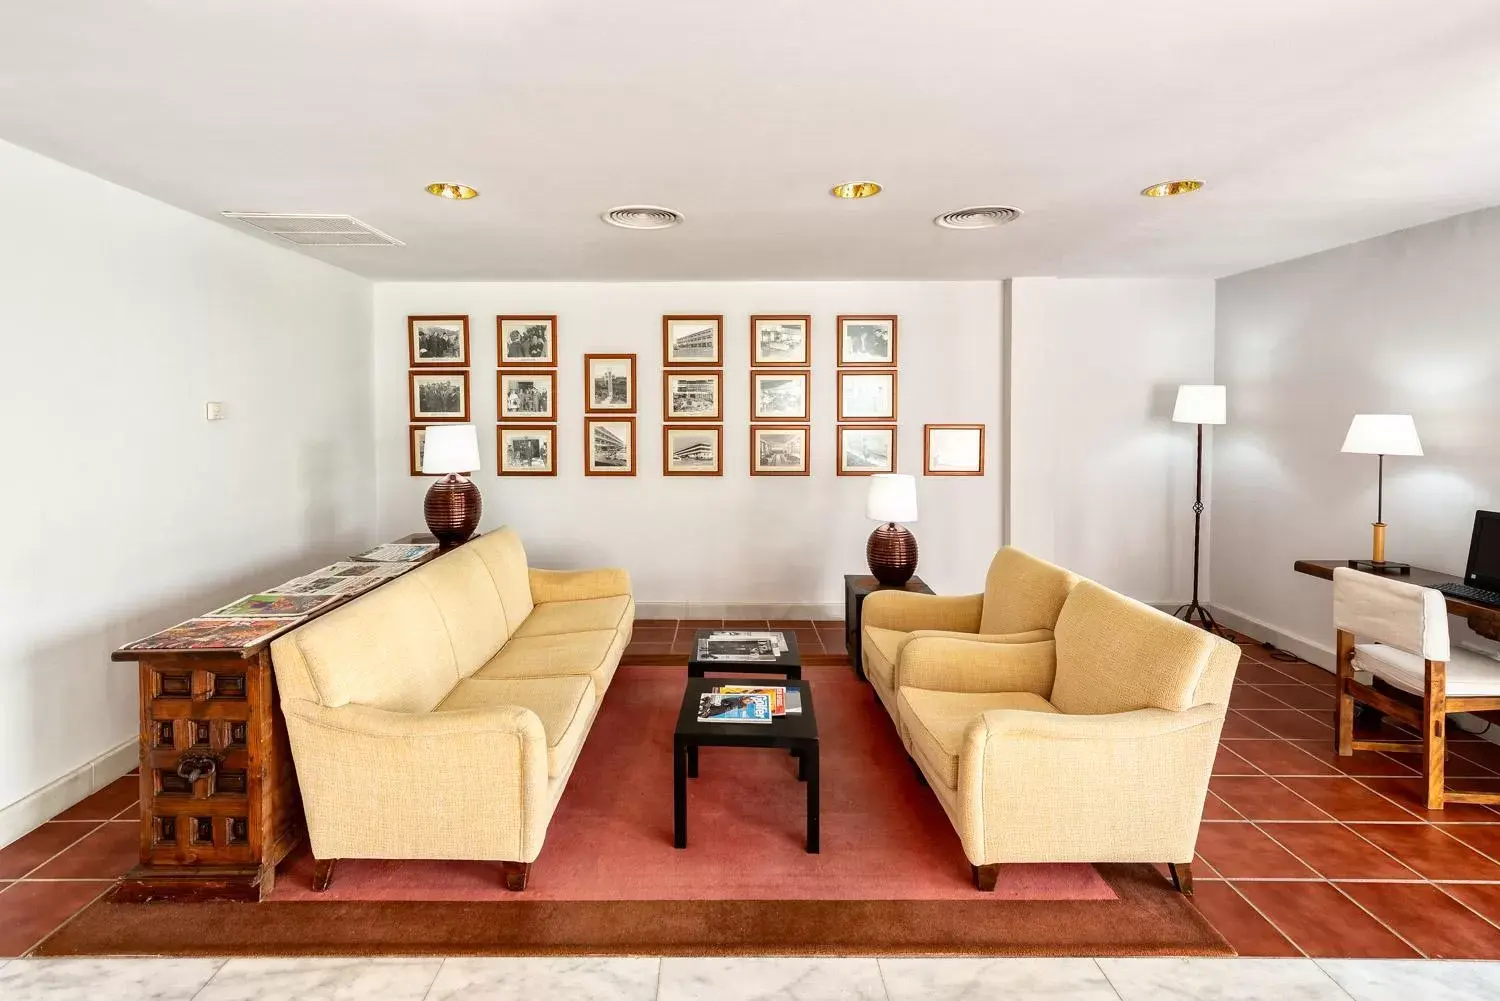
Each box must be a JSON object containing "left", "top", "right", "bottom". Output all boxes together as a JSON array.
[
  {"left": 0, "top": 738, "right": 137, "bottom": 849},
  {"left": 637, "top": 602, "right": 844, "bottom": 622},
  {"left": 1206, "top": 603, "right": 1336, "bottom": 671}
]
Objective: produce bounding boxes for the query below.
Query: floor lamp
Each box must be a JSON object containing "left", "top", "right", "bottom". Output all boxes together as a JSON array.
[{"left": 1172, "top": 385, "right": 1228, "bottom": 635}]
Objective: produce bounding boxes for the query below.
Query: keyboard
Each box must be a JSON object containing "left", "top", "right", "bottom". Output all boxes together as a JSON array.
[{"left": 1437, "top": 582, "right": 1500, "bottom": 608}]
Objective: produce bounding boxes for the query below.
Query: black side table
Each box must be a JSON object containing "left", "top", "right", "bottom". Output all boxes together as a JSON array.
[
  {"left": 687, "top": 629, "right": 802, "bottom": 680},
  {"left": 843, "top": 574, "right": 934, "bottom": 681}
]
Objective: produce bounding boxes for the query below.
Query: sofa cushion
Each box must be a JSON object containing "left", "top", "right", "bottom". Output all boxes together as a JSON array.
[
  {"left": 472, "top": 629, "right": 624, "bottom": 694},
  {"left": 437, "top": 677, "right": 595, "bottom": 779},
  {"left": 413, "top": 548, "right": 510, "bottom": 676},
  {"left": 898, "top": 686, "right": 1058, "bottom": 788},
  {"left": 980, "top": 547, "right": 1080, "bottom": 636},
  {"left": 514, "top": 595, "right": 633, "bottom": 638},
  {"left": 863, "top": 626, "right": 908, "bottom": 694},
  {"left": 467, "top": 529, "right": 536, "bottom": 633}
]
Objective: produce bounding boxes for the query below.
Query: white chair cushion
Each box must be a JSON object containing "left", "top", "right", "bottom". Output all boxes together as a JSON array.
[{"left": 1354, "top": 643, "right": 1500, "bottom": 698}]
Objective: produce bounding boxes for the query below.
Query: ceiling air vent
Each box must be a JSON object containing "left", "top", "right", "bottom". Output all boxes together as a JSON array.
[
  {"left": 220, "top": 213, "right": 404, "bottom": 247},
  {"left": 601, "top": 205, "right": 684, "bottom": 230},
  {"left": 933, "top": 206, "right": 1024, "bottom": 230}
]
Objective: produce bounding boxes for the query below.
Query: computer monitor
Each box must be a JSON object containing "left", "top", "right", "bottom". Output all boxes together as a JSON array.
[{"left": 1464, "top": 510, "right": 1500, "bottom": 592}]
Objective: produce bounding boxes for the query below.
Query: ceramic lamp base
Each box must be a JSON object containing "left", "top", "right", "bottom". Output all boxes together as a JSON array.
[
  {"left": 424, "top": 474, "right": 481, "bottom": 548},
  {"left": 867, "top": 523, "right": 918, "bottom": 586}
]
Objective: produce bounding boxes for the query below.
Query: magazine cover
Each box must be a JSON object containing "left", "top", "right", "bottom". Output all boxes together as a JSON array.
[
  {"left": 122, "top": 616, "right": 301, "bottom": 652},
  {"left": 695, "top": 638, "right": 780, "bottom": 662},
  {"left": 695, "top": 692, "right": 773, "bottom": 723},
  {"left": 204, "top": 593, "right": 340, "bottom": 619},
  {"left": 717, "top": 685, "right": 787, "bottom": 715}
]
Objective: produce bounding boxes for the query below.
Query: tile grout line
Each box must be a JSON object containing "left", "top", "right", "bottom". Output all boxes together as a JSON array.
[
  {"left": 415, "top": 955, "right": 446, "bottom": 1001},
  {"left": 1326, "top": 880, "right": 1427, "bottom": 958},
  {"left": 8, "top": 819, "right": 109, "bottom": 881},
  {"left": 183, "top": 958, "right": 230, "bottom": 1001},
  {"left": 1307, "top": 959, "right": 1363, "bottom": 1001},
  {"left": 20, "top": 879, "right": 118, "bottom": 957},
  {"left": 1089, "top": 956, "right": 1131, "bottom": 1000},
  {"left": 1430, "top": 881, "right": 1500, "bottom": 938}
]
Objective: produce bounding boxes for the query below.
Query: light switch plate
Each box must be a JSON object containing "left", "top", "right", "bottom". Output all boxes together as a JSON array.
[{"left": 205, "top": 402, "right": 225, "bottom": 421}]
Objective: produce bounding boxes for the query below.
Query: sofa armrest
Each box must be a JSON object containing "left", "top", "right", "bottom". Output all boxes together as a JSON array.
[
  {"left": 861, "top": 591, "right": 983, "bottom": 633},
  {"left": 529, "top": 567, "right": 632, "bottom": 604},
  {"left": 899, "top": 637, "right": 1057, "bottom": 696}
]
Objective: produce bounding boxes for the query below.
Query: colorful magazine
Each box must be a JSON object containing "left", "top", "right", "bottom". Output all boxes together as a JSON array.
[
  {"left": 204, "top": 593, "right": 341, "bottom": 619},
  {"left": 121, "top": 616, "right": 301, "bottom": 652},
  {"left": 717, "top": 685, "right": 788, "bottom": 715},
  {"left": 695, "top": 692, "right": 773, "bottom": 724}
]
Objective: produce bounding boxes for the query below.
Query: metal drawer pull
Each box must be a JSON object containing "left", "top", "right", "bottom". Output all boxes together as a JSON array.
[{"left": 176, "top": 754, "right": 219, "bottom": 784}]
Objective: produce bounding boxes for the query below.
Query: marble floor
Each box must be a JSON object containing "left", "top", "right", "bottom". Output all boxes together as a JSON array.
[{"left": 0, "top": 956, "right": 1498, "bottom": 1000}]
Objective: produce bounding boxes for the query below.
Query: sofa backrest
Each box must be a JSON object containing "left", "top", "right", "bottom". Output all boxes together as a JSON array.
[
  {"left": 1049, "top": 579, "right": 1239, "bottom": 714},
  {"left": 979, "top": 547, "right": 1080, "bottom": 635},
  {"left": 468, "top": 529, "right": 536, "bottom": 634}
]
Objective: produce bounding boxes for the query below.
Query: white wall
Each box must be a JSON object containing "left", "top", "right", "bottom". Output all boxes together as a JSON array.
[
  {"left": 0, "top": 140, "right": 376, "bottom": 840},
  {"left": 373, "top": 282, "right": 1004, "bottom": 612},
  {"left": 1007, "top": 278, "right": 1218, "bottom": 603},
  {"left": 1212, "top": 208, "right": 1500, "bottom": 661}
]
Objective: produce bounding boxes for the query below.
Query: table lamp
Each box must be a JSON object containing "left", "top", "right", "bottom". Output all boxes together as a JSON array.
[
  {"left": 1340, "top": 414, "right": 1421, "bottom": 574},
  {"left": 866, "top": 473, "right": 919, "bottom": 586},
  {"left": 1171, "top": 385, "right": 1227, "bottom": 634},
  {"left": 421, "top": 423, "right": 482, "bottom": 548}
]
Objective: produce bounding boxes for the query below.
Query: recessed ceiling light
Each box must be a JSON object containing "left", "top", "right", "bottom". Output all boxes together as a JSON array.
[
  {"left": 425, "top": 182, "right": 478, "bottom": 200},
  {"left": 601, "top": 205, "right": 684, "bottom": 230},
  {"left": 934, "top": 206, "right": 1024, "bottom": 230},
  {"left": 1140, "top": 179, "right": 1205, "bottom": 198},
  {"left": 831, "top": 181, "right": 882, "bottom": 199}
]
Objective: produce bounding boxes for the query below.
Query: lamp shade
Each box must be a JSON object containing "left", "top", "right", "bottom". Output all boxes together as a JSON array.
[
  {"left": 1172, "top": 385, "right": 1226, "bottom": 425},
  {"left": 866, "top": 473, "right": 918, "bottom": 523},
  {"left": 1341, "top": 414, "right": 1422, "bottom": 456},
  {"left": 421, "top": 423, "right": 481, "bottom": 474}
]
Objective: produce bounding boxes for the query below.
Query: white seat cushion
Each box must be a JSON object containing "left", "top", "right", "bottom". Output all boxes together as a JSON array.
[
  {"left": 1354, "top": 643, "right": 1500, "bottom": 698},
  {"left": 897, "top": 686, "right": 1059, "bottom": 789}
]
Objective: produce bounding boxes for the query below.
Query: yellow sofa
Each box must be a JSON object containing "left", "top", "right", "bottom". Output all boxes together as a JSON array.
[
  {"left": 863, "top": 551, "right": 1238, "bottom": 892},
  {"left": 269, "top": 528, "right": 633, "bottom": 891}
]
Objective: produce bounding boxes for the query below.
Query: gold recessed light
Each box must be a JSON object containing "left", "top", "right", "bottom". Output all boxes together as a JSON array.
[
  {"left": 1140, "top": 179, "right": 1205, "bottom": 198},
  {"left": 831, "top": 180, "right": 882, "bottom": 199},
  {"left": 425, "top": 182, "right": 479, "bottom": 200}
]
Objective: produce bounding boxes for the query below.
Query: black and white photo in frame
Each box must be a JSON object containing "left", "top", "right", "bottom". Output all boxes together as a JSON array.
[
  {"left": 409, "top": 425, "right": 433, "bottom": 476},
  {"left": 751, "top": 370, "right": 810, "bottom": 421},
  {"left": 663, "top": 424, "right": 723, "bottom": 476},
  {"left": 409, "top": 371, "right": 470, "bottom": 421},
  {"left": 751, "top": 315, "right": 810, "bottom": 366},
  {"left": 837, "top": 370, "right": 897, "bottom": 421},
  {"left": 497, "top": 315, "right": 557, "bottom": 367},
  {"left": 838, "top": 424, "right": 896, "bottom": 475},
  {"left": 408, "top": 315, "right": 469, "bottom": 367},
  {"left": 662, "top": 314, "right": 723, "bottom": 366},
  {"left": 584, "top": 354, "right": 637, "bottom": 413},
  {"left": 663, "top": 370, "right": 722, "bottom": 421},
  {"left": 498, "top": 424, "right": 556, "bottom": 475},
  {"left": 498, "top": 371, "right": 556, "bottom": 420},
  {"left": 837, "top": 315, "right": 897, "bottom": 366},
  {"left": 585, "top": 417, "right": 636, "bottom": 475},
  {"left": 751, "top": 425, "right": 810, "bottom": 475}
]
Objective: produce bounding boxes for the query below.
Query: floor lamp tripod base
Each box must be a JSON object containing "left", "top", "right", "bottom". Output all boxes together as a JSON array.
[{"left": 1173, "top": 600, "right": 1232, "bottom": 639}]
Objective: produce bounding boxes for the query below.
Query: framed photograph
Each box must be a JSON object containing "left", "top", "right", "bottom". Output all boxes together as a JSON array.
[
  {"left": 751, "top": 315, "right": 811, "bottom": 367},
  {"left": 409, "top": 370, "right": 470, "bottom": 422},
  {"left": 498, "top": 424, "right": 556, "bottom": 476},
  {"left": 498, "top": 371, "right": 556, "bottom": 421},
  {"left": 924, "top": 424, "right": 985, "bottom": 475},
  {"left": 838, "top": 315, "right": 897, "bottom": 366},
  {"left": 663, "top": 370, "right": 722, "bottom": 421},
  {"left": 751, "top": 370, "right": 810, "bottom": 422},
  {"left": 585, "top": 417, "right": 636, "bottom": 475},
  {"left": 838, "top": 424, "right": 897, "bottom": 475},
  {"left": 497, "top": 315, "right": 557, "bottom": 367},
  {"left": 751, "top": 425, "right": 810, "bottom": 476},
  {"left": 584, "top": 353, "right": 637, "bottom": 413},
  {"left": 663, "top": 314, "right": 724, "bottom": 367},
  {"left": 409, "top": 425, "right": 435, "bottom": 476},
  {"left": 837, "top": 370, "right": 897, "bottom": 421},
  {"left": 408, "top": 315, "right": 469, "bottom": 367},
  {"left": 663, "top": 424, "right": 723, "bottom": 476}
]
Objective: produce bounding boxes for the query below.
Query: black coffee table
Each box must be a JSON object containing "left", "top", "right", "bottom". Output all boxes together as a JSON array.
[
  {"left": 687, "top": 629, "right": 802, "bottom": 680},
  {"left": 672, "top": 676, "right": 819, "bottom": 853}
]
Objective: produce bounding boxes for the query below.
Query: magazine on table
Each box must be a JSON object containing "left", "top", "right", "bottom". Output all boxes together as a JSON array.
[
  {"left": 695, "top": 691, "right": 773, "bottom": 724},
  {"left": 716, "top": 685, "right": 801, "bottom": 716},
  {"left": 695, "top": 630, "right": 788, "bottom": 662}
]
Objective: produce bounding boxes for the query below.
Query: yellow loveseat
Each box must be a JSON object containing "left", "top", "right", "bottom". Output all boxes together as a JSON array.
[{"left": 269, "top": 528, "right": 633, "bottom": 891}]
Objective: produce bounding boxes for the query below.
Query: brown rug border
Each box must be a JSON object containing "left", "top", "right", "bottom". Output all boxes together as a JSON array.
[{"left": 34, "top": 864, "right": 1232, "bottom": 958}]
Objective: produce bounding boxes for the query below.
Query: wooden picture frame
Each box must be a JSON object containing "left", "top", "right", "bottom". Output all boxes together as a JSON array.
[
  {"left": 663, "top": 424, "right": 724, "bottom": 476},
  {"left": 408, "top": 315, "right": 469, "bottom": 368},
  {"left": 751, "top": 424, "right": 811, "bottom": 476},
  {"left": 584, "top": 417, "right": 636, "bottom": 476},
  {"left": 497, "top": 315, "right": 558, "bottom": 368},
  {"left": 409, "top": 370, "right": 470, "bottom": 422},
  {"left": 838, "top": 424, "right": 897, "bottom": 476},
  {"left": 663, "top": 370, "right": 723, "bottom": 421},
  {"left": 837, "top": 370, "right": 897, "bottom": 421},
  {"left": 751, "top": 370, "right": 810, "bottom": 422},
  {"left": 497, "top": 370, "right": 557, "bottom": 421},
  {"left": 497, "top": 424, "right": 557, "bottom": 476},
  {"left": 924, "top": 424, "right": 985, "bottom": 476},
  {"left": 837, "top": 314, "right": 897, "bottom": 367},
  {"left": 750, "top": 314, "right": 811, "bottom": 367},
  {"left": 409, "top": 425, "right": 437, "bottom": 476},
  {"left": 663, "top": 314, "right": 724, "bottom": 367},
  {"left": 584, "top": 353, "right": 638, "bottom": 413}
]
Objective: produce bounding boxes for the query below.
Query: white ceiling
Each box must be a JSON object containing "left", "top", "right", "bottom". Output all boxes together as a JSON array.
[{"left": 3, "top": 1, "right": 1499, "bottom": 280}]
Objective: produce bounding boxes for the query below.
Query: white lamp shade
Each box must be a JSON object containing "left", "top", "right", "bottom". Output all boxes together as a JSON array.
[
  {"left": 1172, "top": 385, "right": 1226, "bottom": 425},
  {"left": 1341, "top": 414, "right": 1422, "bottom": 456},
  {"left": 421, "top": 423, "right": 481, "bottom": 474},
  {"left": 866, "top": 473, "right": 918, "bottom": 523}
]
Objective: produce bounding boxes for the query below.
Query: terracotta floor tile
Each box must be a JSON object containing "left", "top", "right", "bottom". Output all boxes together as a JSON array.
[
  {"left": 1350, "top": 823, "right": 1500, "bottom": 880},
  {"left": 1257, "top": 822, "right": 1419, "bottom": 879},
  {"left": 624, "top": 641, "right": 675, "bottom": 659},
  {"left": 1194, "top": 822, "right": 1316, "bottom": 878},
  {"left": 1440, "top": 882, "right": 1500, "bottom": 924},
  {"left": 112, "top": 801, "right": 141, "bottom": 821},
  {"left": 1221, "top": 711, "right": 1277, "bottom": 739},
  {"left": 1277, "top": 776, "right": 1419, "bottom": 822},
  {"left": 1250, "top": 710, "right": 1334, "bottom": 741},
  {"left": 52, "top": 776, "right": 139, "bottom": 822},
  {"left": 1225, "top": 739, "right": 1340, "bottom": 776},
  {"left": 677, "top": 619, "right": 724, "bottom": 627},
  {"left": 1263, "top": 660, "right": 1338, "bottom": 688},
  {"left": 1213, "top": 744, "right": 1263, "bottom": 775},
  {"left": 1190, "top": 882, "right": 1301, "bottom": 957},
  {"left": 28, "top": 821, "right": 140, "bottom": 879},
  {"left": 0, "top": 880, "right": 111, "bottom": 957},
  {"left": 1436, "top": 823, "right": 1500, "bottom": 863},
  {"left": 1443, "top": 753, "right": 1500, "bottom": 778},
  {"left": 1202, "top": 792, "right": 1243, "bottom": 820},
  {"left": 1452, "top": 740, "right": 1500, "bottom": 770},
  {"left": 1358, "top": 776, "right": 1500, "bottom": 821},
  {"left": 1257, "top": 685, "right": 1335, "bottom": 711},
  {"left": 1233, "top": 881, "right": 1418, "bottom": 958},
  {"left": 1209, "top": 777, "right": 1330, "bottom": 821},
  {"left": 670, "top": 637, "right": 695, "bottom": 655},
  {"left": 0, "top": 822, "right": 97, "bottom": 879},
  {"left": 1236, "top": 660, "right": 1305, "bottom": 686},
  {"left": 1230, "top": 686, "right": 1291, "bottom": 710},
  {"left": 630, "top": 625, "right": 678, "bottom": 640},
  {"left": 633, "top": 618, "right": 678, "bottom": 625},
  {"left": 1339, "top": 881, "right": 1500, "bottom": 959},
  {"left": 722, "top": 619, "right": 769, "bottom": 628},
  {"left": 1289, "top": 740, "right": 1418, "bottom": 778},
  {"left": 768, "top": 619, "right": 818, "bottom": 629}
]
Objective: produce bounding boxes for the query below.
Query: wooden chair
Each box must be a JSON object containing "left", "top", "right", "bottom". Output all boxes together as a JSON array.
[{"left": 1332, "top": 567, "right": 1500, "bottom": 809}]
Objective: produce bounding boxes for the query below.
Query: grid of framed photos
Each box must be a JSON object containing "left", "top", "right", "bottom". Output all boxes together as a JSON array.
[
  {"left": 584, "top": 347, "right": 640, "bottom": 475},
  {"left": 835, "top": 315, "right": 898, "bottom": 475},
  {"left": 407, "top": 315, "right": 472, "bottom": 477},
  {"left": 661, "top": 315, "right": 724, "bottom": 475},
  {"left": 749, "top": 315, "right": 811, "bottom": 475},
  {"left": 498, "top": 316, "right": 559, "bottom": 475}
]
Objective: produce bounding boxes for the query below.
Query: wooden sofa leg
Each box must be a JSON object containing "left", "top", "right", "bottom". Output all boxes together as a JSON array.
[
  {"left": 971, "top": 863, "right": 999, "bottom": 891},
  {"left": 1168, "top": 861, "right": 1194, "bottom": 896},
  {"left": 501, "top": 861, "right": 532, "bottom": 892},
  {"left": 312, "top": 858, "right": 337, "bottom": 892}
]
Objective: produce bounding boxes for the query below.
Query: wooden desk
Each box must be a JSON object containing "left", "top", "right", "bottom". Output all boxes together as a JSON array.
[{"left": 1293, "top": 560, "right": 1500, "bottom": 642}]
